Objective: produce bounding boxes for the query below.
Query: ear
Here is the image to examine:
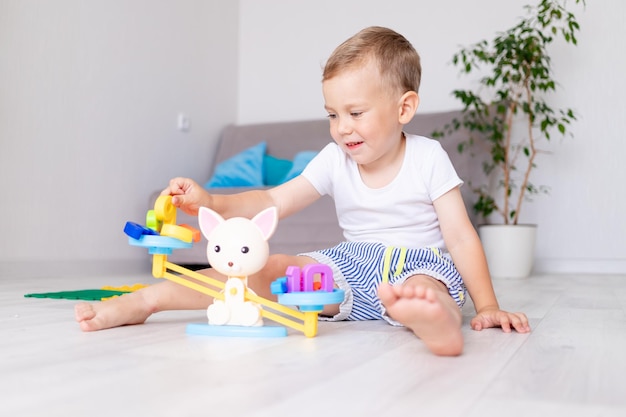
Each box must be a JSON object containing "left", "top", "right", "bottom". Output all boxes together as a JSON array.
[
  {"left": 251, "top": 206, "right": 278, "bottom": 241},
  {"left": 398, "top": 91, "right": 420, "bottom": 125},
  {"left": 198, "top": 207, "right": 224, "bottom": 239}
]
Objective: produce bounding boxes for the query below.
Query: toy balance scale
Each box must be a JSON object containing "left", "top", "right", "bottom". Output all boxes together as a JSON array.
[{"left": 124, "top": 195, "right": 344, "bottom": 338}]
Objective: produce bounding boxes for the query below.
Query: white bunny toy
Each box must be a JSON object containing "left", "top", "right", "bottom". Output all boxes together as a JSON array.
[{"left": 198, "top": 206, "right": 278, "bottom": 327}]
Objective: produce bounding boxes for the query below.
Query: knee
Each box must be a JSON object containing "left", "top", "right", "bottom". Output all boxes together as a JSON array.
[
  {"left": 265, "top": 254, "right": 291, "bottom": 275},
  {"left": 265, "top": 253, "right": 313, "bottom": 275},
  {"left": 403, "top": 274, "right": 448, "bottom": 293}
]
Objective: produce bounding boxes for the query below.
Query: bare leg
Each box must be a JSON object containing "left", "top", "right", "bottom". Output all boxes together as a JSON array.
[
  {"left": 75, "top": 279, "right": 212, "bottom": 331},
  {"left": 378, "top": 275, "right": 463, "bottom": 356},
  {"left": 75, "top": 254, "right": 320, "bottom": 331}
]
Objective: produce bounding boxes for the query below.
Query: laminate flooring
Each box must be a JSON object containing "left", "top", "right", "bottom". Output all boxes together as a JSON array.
[{"left": 2, "top": 270, "right": 625, "bottom": 417}]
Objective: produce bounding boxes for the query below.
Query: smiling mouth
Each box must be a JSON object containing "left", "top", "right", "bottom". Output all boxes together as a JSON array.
[{"left": 346, "top": 141, "right": 363, "bottom": 149}]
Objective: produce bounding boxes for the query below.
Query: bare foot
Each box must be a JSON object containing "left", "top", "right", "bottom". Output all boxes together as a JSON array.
[
  {"left": 378, "top": 283, "right": 463, "bottom": 356},
  {"left": 74, "top": 291, "right": 153, "bottom": 332}
]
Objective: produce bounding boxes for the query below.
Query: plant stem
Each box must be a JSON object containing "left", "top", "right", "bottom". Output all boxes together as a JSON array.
[
  {"left": 503, "top": 101, "right": 516, "bottom": 225},
  {"left": 514, "top": 82, "right": 538, "bottom": 225}
]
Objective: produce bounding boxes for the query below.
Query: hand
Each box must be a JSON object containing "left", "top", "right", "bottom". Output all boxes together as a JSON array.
[
  {"left": 471, "top": 307, "right": 531, "bottom": 333},
  {"left": 160, "top": 177, "right": 210, "bottom": 216}
]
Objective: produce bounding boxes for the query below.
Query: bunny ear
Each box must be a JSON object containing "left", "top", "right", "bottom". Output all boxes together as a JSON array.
[
  {"left": 198, "top": 207, "right": 224, "bottom": 239},
  {"left": 251, "top": 206, "right": 278, "bottom": 241}
]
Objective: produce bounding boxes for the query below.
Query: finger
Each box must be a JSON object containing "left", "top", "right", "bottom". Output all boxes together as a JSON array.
[
  {"left": 171, "top": 194, "right": 185, "bottom": 207},
  {"left": 161, "top": 187, "right": 182, "bottom": 196},
  {"left": 499, "top": 314, "right": 512, "bottom": 333},
  {"left": 512, "top": 312, "right": 531, "bottom": 333},
  {"left": 160, "top": 179, "right": 181, "bottom": 196},
  {"left": 172, "top": 178, "right": 190, "bottom": 193},
  {"left": 470, "top": 317, "right": 483, "bottom": 331}
]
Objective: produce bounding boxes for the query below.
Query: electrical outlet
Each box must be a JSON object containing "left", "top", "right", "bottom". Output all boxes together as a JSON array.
[{"left": 177, "top": 113, "right": 191, "bottom": 132}]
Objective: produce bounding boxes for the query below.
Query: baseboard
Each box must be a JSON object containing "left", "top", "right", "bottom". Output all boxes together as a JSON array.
[
  {"left": 533, "top": 258, "right": 626, "bottom": 275},
  {"left": 0, "top": 259, "right": 152, "bottom": 279}
]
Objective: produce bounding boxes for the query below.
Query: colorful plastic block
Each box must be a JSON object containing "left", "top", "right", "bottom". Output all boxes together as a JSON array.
[
  {"left": 180, "top": 224, "right": 201, "bottom": 242},
  {"left": 146, "top": 210, "right": 162, "bottom": 232},
  {"left": 270, "top": 277, "right": 288, "bottom": 294},
  {"left": 282, "top": 264, "right": 334, "bottom": 293},
  {"left": 154, "top": 195, "right": 176, "bottom": 224},
  {"left": 101, "top": 284, "right": 149, "bottom": 292},
  {"left": 123, "top": 221, "right": 159, "bottom": 239},
  {"left": 161, "top": 223, "right": 194, "bottom": 243}
]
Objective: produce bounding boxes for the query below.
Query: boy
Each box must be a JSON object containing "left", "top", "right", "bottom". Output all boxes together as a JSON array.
[{"left": 75, "top": 26, "right": 530, "bottom": 356}]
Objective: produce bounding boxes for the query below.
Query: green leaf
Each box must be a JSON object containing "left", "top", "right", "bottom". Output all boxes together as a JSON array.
[{"left": 443, "top": 0, "right": 583, "bottom": 224}]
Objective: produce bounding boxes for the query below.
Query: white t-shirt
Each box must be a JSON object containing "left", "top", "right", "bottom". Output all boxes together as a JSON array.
[{"left": 302, "top": 133, "right": 463, "bottom": 251}]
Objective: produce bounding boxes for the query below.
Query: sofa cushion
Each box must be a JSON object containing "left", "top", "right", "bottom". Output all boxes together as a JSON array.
[
  {"left": 205, "top": 141, "right": 267, "bottom": 188},
  {"left": 282, "top": 150, "right": 318, "bottom": 182},
  {"left": 263, "top": 154, "right": 293, "bottom": 186}
]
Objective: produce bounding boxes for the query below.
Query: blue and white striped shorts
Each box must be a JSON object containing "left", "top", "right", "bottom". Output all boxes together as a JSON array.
[{"left": 301, "top": 241, "right": 467, "bottom": 324}]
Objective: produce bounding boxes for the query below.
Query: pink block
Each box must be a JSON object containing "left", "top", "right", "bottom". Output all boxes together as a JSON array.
[
  {"left": 302, "top": 264, "right": 333, "bottom": 292},
  {"left": 285, "top": 266, "right": 301, "bottom": 292}
]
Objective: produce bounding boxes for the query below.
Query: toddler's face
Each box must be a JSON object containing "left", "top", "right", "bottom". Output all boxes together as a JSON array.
[{"left": 322, "top": 60, "right": 405, "bottom": 168}]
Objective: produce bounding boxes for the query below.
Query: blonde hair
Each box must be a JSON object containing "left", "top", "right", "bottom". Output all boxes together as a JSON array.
[{"left": 323, "top": 26, "right": 421, "bottom": 95}]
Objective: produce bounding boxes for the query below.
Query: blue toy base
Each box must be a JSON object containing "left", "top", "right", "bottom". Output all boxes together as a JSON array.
[
  {"left": 277, "top": 289, "right": 345, "bottom": 310},
  {"left": 128, "top": 235, "right": 193, "bottom": 250},
  {"left": 186, "top": 323, "right": 288, "bottom": 338}
]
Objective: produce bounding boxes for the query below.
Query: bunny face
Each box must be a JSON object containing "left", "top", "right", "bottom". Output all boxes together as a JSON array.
[{"left": 198, "top": 207, "right": 278, "bottom": 278}]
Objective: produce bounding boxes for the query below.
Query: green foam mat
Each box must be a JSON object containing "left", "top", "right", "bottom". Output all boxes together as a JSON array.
[{"left": 24, "top": 289, "right": 131, "bottom": 301}]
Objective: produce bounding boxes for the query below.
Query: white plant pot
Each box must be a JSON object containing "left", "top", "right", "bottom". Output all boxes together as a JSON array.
[{"left": 478, "top": 224, "right": 537, "bottom": 279}]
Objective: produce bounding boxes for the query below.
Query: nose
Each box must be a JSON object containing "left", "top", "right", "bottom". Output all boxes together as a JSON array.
[{"left": 336, "top": 116, "right": 352, "bottom": 136}]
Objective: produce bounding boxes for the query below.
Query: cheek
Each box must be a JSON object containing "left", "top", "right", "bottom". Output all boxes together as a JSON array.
[
  {"left": 327, "top": 118, "right": 336, "bottom": 131},
  {"left": 328, "top": 122, "right": 341, "bottom": 142}
]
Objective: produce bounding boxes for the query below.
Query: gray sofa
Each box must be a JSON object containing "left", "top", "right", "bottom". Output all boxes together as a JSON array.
[{"left": 156, "top": 109, "right": 479, "bottom": 266}]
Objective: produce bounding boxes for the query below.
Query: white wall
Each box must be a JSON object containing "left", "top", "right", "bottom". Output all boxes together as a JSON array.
[
  {"left": 238, "top": 0, "right": 626, "bottom": 274},
  {"left": 0, "top": 0, "right": 238, "bottom": 275},
  {"left": 2, "top": 0, "right": 624, "bottom": 276}
]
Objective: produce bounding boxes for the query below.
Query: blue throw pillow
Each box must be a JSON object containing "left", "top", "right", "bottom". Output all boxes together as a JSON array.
[
  {"left": 282, "top": 151, "right": 318, "bottom": 182},
  {"left": 263, "top": 154, "right": 293, "bottom": 186},
  {"left": 205, "top": 141, "right": 267, "bottom": 188}
]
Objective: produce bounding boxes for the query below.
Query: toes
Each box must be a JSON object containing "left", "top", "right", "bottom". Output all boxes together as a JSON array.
[
  {"left": 411, "top": 285, "right": 426, "bottom": 299},
  {"left": 423, "top": 287, "right": 439, "bottom": 303},
  {"left": 74, "top": 303, "right": 96, "bottom": 322},
  {"left": 78, "top": 320, "right": 97, "bottom": 332},
  {"left": 377, "top": 283, "right": 397, "bottom": 306}
]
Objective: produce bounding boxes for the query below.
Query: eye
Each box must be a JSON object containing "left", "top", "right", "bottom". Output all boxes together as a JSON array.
[
  {"left": 350, "top": 112, "right": 363, "bottom": 118},
  {"left": 241, "top": 246, "right": 249, "bottom": 254},
  {"left": 213, "top": 245, "right": 221, "bottom": 253},
  {"left": 326, "top": 113, "right": 337, "bottom": 120}
]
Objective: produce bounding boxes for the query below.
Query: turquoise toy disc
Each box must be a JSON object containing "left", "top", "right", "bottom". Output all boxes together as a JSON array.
[
  {"left": 128, "top": 235, "right": 192, "bottom": 250},
  {"left": 277, "top": 289, "right": 345, "bottom": 307},
  {"left": 186, "top": 323, "right": 288, "bottom": 338}
]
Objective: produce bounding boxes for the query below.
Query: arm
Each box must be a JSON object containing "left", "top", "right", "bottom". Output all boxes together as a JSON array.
[
  {"left": 433, "top": 187, "right": 530, "bottom": 333},
  {"left": 162, "top": 176, "right": 321, "bottom": 220}
]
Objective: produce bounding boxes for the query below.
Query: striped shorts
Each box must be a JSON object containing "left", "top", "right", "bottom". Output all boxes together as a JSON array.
[{"left": 301, "top": 241, "right": 466, "bottom": 324}]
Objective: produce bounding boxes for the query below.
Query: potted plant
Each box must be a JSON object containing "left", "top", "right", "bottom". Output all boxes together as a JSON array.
[{"left": 435, "top": 0, "right": 584, "bottom": 278}]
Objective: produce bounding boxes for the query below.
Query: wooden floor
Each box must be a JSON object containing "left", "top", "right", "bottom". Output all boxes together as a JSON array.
[{"left": 2, "top": 269, "right": 626, "bottom": 417}]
